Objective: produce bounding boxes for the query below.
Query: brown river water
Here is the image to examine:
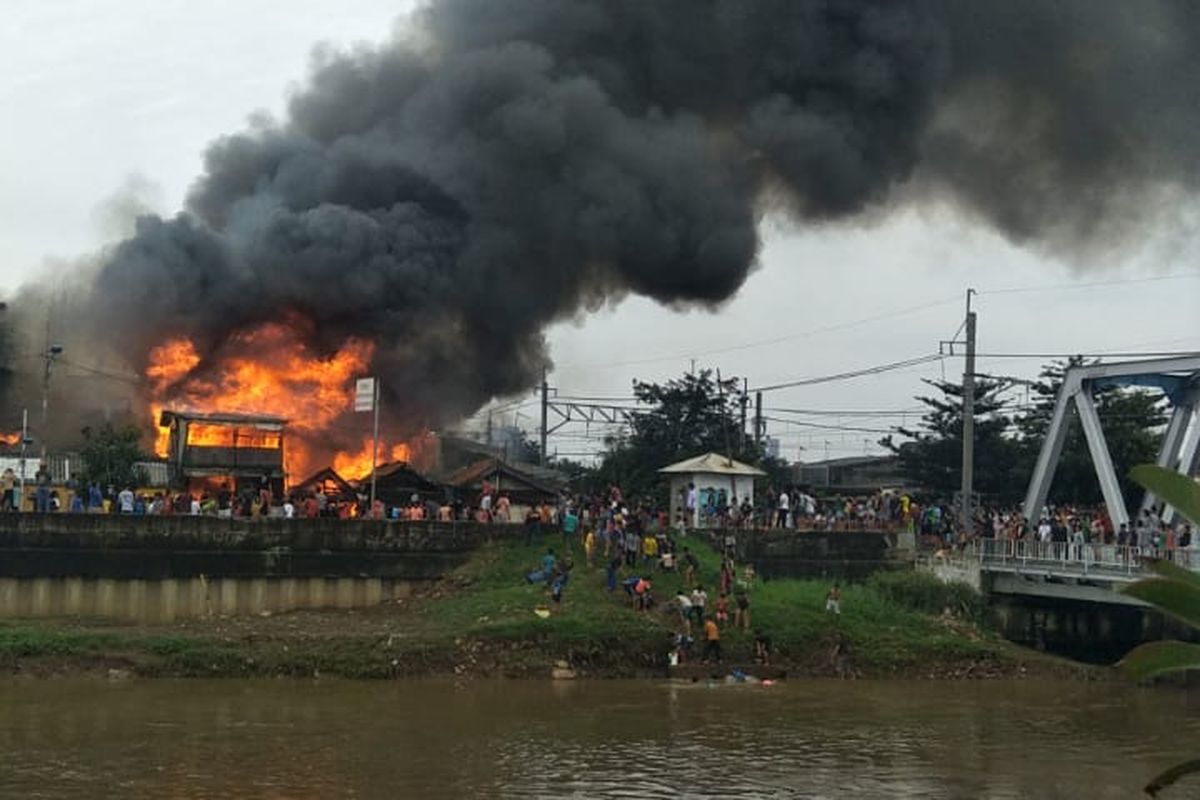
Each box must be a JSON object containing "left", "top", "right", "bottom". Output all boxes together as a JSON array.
[{"left": 1, "top": 678, "right": 1198, "bottom": 799}]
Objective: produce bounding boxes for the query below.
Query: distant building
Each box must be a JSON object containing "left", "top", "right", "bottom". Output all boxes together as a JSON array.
[
  {"left": 444, "top": 457, "right": 565, "bottom": 512},
  {"left": 291, "top": 467, "right": 357, "bottom": 502},
  {"left": 158, "top": 410, "right": 287, "bottom": 494},
  {"left": 370, "top": 461, "right": 446, "bottom": 507},
  {"left": 793, "top": 455, "right": 908, "bottom": 494}
]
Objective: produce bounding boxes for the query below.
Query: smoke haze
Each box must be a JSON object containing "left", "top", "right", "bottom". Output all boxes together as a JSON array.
[{"left": 13, "top": 0, "right": 1200, "bottom": 439}]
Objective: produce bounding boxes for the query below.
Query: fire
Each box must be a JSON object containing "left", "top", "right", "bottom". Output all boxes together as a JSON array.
[
  {"left": 0, "top": 431, "right": 20, "bottom": 447},
  {"left": 185, "top": 423, "right": 282, "bottom": 449},
  {"left": 333, "top": 438, "right": 411, "bottom": 481},
  {"left": 147, "top": 339, "right": 200, "bottom": 391},
  {"left": 145, "top": 319, "right": 417, "bottom": 482}
]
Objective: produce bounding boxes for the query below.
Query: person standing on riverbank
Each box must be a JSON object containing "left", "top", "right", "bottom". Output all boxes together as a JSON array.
[
  {"left": 623, "top": 527, "right": 640, "bottom": 568},
  {"left": 715, "top": 593, "right": 729, "bottom": 625},
  {"left": 703, "top": 616, "right": 722, "bottom": 663},
  {"left": 733, "top": 585, "right": 750, "bottom": 630},
  {"left": 825, "top": 584, "right": 842, "bottom": 615},
  {"left": 690, "top": 585, "right": 708, "bottom": 628},
  {"left": 754, "top": 630, "right": 771, "bottom": 665},
  {"left": 583, "top": 527, "right": 596, "bottom": 567},
  {"left": 561, "top": 505, "right": 579, "bottom": 547},
  {"left": 675, "top": 590, "right": 693, "bottom": 634},
  {"left": 642, "top": 531, "right": 658, "bottom": 566},
  {"left": 682, "top": 547, "right": 699, "bottom": 588}
]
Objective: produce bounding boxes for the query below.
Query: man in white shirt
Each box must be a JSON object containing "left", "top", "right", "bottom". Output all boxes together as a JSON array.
[
  {"left": 283, "top": 499, "right": 295, "bottom": 519},
  {"left": 118, "top": 487, "right": 135, "bottom": 514},
  {"left": 776, "top": 491, "right": 790, "bottom": 528}
]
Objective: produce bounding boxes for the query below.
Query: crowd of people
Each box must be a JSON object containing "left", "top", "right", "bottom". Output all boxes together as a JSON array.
[
  {"left": 6, "top": 464, "right": 1192, "bottom": 567},
  {"left": 519, "top": 484, "right": 855, "bottom": 672},
  {"left": 958, "top": 503, "right": 1195, "bottom": 563}
]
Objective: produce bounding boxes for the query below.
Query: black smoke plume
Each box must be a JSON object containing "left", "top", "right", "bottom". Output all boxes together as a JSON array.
[{"left": 22, "top": 0, "right": 1200, "bottom": 440}]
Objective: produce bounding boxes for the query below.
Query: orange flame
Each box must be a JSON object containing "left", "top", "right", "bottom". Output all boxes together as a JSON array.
[
  {"left": 333, "top": 438, "right": 411, "bottom": 482},
  {"left": 0, "top": 431, "right": 20, "bottom": 447},
  {"left": 185, "top": 423, "right": 282, "bottom": 449},
  {"left": 147, "top": 339, "right": 201, "bottom": 391},
  {"left": 145, "top": 319, "right": 422, "bottom": 483}
]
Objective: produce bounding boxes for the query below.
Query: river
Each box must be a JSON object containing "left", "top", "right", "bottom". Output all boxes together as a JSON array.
[{"left": 1, "top": 678, "right": 1197, "bottom": 798}]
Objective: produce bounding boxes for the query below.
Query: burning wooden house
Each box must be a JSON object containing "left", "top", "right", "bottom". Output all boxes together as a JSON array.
[{"left": 158, "top": 409, "right": 287, "bottom": 494}]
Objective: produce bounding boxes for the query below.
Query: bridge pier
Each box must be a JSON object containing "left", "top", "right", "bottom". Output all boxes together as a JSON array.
[{"left": 923, "top": 540, "right": 1200, "bottom": 664}]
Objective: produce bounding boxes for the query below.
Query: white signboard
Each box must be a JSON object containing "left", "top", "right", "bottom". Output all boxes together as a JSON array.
[{"left": 354, "top": 377, "right": 376, "bottom": 412}]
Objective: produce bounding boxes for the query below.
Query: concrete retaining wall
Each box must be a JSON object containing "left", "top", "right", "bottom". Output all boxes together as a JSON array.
[
  {"left": 0, "top": 514, "right": 506, "bottom": 580},
  {"left": 0, "top": 575, "right": 418, "bottom": 623},
  {"left": 0, "top": 515, "right": 508, "bottom": 621},
  {"left": 703, "top": 529, "right": 908, "bottom": 579}
]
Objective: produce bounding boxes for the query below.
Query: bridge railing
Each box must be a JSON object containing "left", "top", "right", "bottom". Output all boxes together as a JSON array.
[{"left": 969, "top": 538, "right": 1200, "bottom": 576}]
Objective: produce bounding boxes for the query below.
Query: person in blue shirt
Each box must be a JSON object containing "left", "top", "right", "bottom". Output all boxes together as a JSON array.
[
  {"left": 561, "top": 508, "right": 579, "bottom": 545},
  {"left": 525, "top": 548, "right": 558, "bottom": 584}
]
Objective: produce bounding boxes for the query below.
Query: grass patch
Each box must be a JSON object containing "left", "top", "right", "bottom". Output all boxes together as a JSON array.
[{"left": 0, "top": 532, "right": 1028, "bottom": 680}]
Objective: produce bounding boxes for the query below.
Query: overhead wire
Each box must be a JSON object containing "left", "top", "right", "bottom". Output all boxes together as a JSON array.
[
  {"left": 975, "top": 271, "right": 1200, "bottom": 296},
  {"left": 750, "top": 353, "right": 944, "bottom": 393},
  {"left": 555, "top": 294, "right": 961, "bottom": 370}
]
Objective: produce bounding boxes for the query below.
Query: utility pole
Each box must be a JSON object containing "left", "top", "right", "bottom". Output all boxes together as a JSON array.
[
  {"left": 40, "top": 344, "right": 62, "bottom": 461},
  {"left": 754, "top": 391, "right": 763, "bottom": 445},
  {"left": 369, "top": 379, "right": 380, "bottom": 512},
  {"left": 18, "top": 408, "right": 28, "bottom": 511},
  {"left": 739, "top": 378, "right": 748, "bottom": 454},
  {"left": 960, "top": 289, "right": 977, "bottom": 535},
  {"left": 539, "top": 369, "right": 549, "bottom": 466}
]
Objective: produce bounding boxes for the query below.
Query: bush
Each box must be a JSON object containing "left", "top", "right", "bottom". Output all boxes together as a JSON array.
[{"left": 866, "top": 570, "right": 981, "bottom": 620}]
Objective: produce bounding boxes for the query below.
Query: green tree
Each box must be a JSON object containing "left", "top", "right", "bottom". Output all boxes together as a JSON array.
[
  {"left": 77, "top": 423, "right": 148, "bottom": 489},
  {"left": 1119, "top": 465, "right": 1200, "bottom": 797},
  {"left": 1014, "top": 359, "right": 1166, "bottom": 508},
  {"left": 588, "top": 370, "right": 767, "bottom": 504},
  {"left": 880, "top": 377, "right": 1024, "bottom": 502}
]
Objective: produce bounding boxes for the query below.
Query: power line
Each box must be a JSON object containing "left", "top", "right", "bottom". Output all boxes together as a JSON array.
[
  {"left": 976, "top": 271, "right": 1200, "bottom": 296},
  {"left": 556, "top": 295, "right": 961, "bottom": 370},
  {"left": 973, "top": 350, "right": 1200, "bottom": 360},
  {"left": 765, "top": 406, "right": 925, "bottom": 417},
  {"left": 751, "top": 353, "right": 944, "bottom": 393},
  {"left": 762, "top": 415, "right": 895, "bottom": 435}
]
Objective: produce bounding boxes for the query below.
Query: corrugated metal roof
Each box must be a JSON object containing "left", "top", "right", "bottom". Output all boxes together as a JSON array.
[
  {"left": 159, "top": 409, "right": 287, "bottom": 428},
  {"left": 658, "top": 452, "right": 766, "bottom": 476}
]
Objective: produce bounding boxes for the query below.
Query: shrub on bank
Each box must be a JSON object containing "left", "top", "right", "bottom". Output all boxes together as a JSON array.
[{"left": 866, "top": 570, "right": 981, "bottom": 620}]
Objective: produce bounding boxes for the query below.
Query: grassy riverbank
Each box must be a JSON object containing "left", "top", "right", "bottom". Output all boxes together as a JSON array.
[{"left": 0, "top": 535, "right": 1096, "bottom": 680}]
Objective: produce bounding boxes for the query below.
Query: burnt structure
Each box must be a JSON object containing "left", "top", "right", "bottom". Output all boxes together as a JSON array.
[{"left": 159, "top": 410, "right": 286, "bottom": 494}]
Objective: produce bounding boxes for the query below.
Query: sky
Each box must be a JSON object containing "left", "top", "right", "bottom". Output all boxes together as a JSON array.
[{"left": 3, "top": 0, "right": 1198, "bottom": 463}]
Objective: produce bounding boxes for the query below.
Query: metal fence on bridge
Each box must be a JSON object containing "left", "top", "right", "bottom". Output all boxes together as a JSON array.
[{"left": 968, "top": 538, "right": 1200, "bottom": 578}]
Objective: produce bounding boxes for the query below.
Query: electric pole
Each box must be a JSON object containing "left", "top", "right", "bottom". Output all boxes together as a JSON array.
[
  {"left": 754, "top": 391, "right": 763, "bottom": 445},
  {"left": 40, "top": 344, "right": 62, "bottom": 461},
  {"left": 960, "top": 289, "right": 977, "bottom": 535},
  {"left": 539, "top": 369, "right": 549, "bottom": 466},
  {"left": 739, "top": 378, "right": 748, "bottom": 454}
]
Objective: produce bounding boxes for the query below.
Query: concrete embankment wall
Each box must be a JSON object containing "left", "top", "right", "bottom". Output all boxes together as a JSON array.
[
  {"left": 0, "top": 575, "right": 416, "bottom": 623},
  {"left": 0, "top": 515, "right": 505, "bottom": 622},
  {"left": 705, "top": 529, "right": 913, "bottom": 580},
  {"left": 0, "top": 517, "right": 915, "bottom": 620}
]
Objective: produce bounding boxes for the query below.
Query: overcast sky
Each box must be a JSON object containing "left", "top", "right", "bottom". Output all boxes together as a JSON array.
[{"left": 3, "top": 1, "right": 1198, "bottom": 462}]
